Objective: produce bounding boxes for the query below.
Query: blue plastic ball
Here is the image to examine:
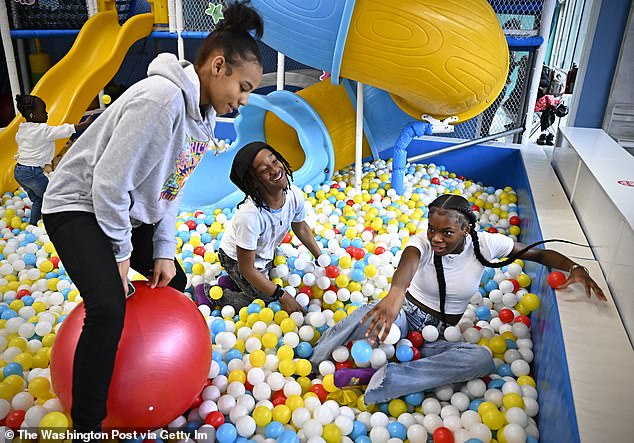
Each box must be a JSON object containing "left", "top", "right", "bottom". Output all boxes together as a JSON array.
[
  {"left": 351, "top": 340, "right": 373, "bottom": 364},
  {"left": 395, "top": 345, "right": 414, "bottom": 362}
]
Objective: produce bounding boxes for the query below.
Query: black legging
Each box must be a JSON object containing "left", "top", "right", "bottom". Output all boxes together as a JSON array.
[{"left": 43, "top": 211, "right": 186, "bottom": 431}]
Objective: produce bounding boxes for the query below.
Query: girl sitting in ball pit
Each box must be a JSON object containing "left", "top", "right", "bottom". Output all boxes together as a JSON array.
[
  {"left": 13, "top": 94, "right": 94, "bottom": 225},
  {"left": 310, "top": 193, "right": 606, "bottom": 405},
  {"left": 41, "top": 1, "right": 264, "bottom": 434},
  {"left": 195, "top": 141, "right": 323, "bottom": 313}
]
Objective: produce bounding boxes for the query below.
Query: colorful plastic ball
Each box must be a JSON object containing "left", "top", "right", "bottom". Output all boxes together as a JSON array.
[
  {"left": 395, "top": 345, "right": 414, "bottom": 362},
  {"left": 475, "top": 306, "right": 491, "bottom": 321},
  {"left": 277, "top": 430, "right": 300, "bottom": 443},
  {"left": 388, "top": 398, "right": 407, "bottom": 418},
  {"left": 265, "top": 421, "right": 285, "bottom": 439},
  {"left": 547, "top": 271, "right": 566, "bottom": 288},
  {"left": 322, "top": 423, "right": 342, "bottom": 443},
  {"left": 407, "top": 331, "right": 424, "bottom": 348},
  {"left": 521, "top": 293, "right": 540, "bottom": 311},
  {"left": 50, "top": 283, "right": 211, "bottom": 429},
  {"left": 216, "top": 423, "right": 237, "bottom": 443},
  {"left": 433, "top": 426, "right": 455, "bottom": 442},
  {"left": 498, "top": 308, "right": 514, "bottom": 323},
  {"left": 351, "top": 340, "right": 373, "bottom": 364}
]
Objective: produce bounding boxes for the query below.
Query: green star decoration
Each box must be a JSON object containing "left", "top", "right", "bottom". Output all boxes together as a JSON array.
[{"left": 205, "top": 3, "right": 224, "bottom": 24}]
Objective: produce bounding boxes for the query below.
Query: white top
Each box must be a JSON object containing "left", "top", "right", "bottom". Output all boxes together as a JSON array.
[
  {"left": 220, "top": 184, "right": 307, "bottom": 270},
  {"left": 407, "top": 231, "right": 514, "bottom": 314},
  {"left": 15, "top": 122, "right": 75, "bottom": 167}
]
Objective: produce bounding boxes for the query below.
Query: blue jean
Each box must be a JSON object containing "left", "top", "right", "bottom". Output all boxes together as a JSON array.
[
  {"left": 310, "top": 299, "right": 494, "bottom": 404},
  {"left": 14, "top": 164, "right": 49, "bottom": 225}
]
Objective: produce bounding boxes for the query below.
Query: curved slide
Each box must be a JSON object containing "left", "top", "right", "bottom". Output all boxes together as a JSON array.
[
  {"left": 0, "top": 4, "right": 155, "bottom": 193},
  {"left": 180, "top": 0, "right": 508, "bottom": 211}
]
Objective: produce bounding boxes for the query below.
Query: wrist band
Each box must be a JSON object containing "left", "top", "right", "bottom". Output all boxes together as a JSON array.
[
  {"left": 273, "top": 285, "right": 285, "bottom": 301},
  {"left": 569, "top": 264, "right": 588, "bottom": 274}
]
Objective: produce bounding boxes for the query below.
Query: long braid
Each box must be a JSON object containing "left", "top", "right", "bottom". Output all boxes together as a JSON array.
[
  {"left": 433, "top": 254, "right": 448, "bottom": 324},
  {"left": 237, "top": 147, "right": 294, "bottom": 211},
  {"left": 427, "top": 194, "right": 588, "bottom": 321}
]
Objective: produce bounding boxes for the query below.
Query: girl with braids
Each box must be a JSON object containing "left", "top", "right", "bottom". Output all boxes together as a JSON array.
[
  {"left": 310, "top": 194, "right": 606, "bottom": 404},
  {"left": 14, "top": 94, "right": 93, "bottom": 225},
  {"left": 196, "top": 141, "right": 322, "bottom": 313},
  {"left": 41, "top": 1, "right": 263, "bottom": 434}
]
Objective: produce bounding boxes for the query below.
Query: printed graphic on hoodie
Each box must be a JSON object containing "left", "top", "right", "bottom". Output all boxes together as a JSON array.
[{"left": 160, "top": 135, "right": 211, "bottom": 200}]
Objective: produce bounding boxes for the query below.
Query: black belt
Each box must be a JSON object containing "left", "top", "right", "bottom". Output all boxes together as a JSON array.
[{"left": 405, "top": 292, "right": 462, "bottom": 326}]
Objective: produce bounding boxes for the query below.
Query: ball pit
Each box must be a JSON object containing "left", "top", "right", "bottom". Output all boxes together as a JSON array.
[{"left": 0, "top": 153, "right": 554, "bottom": 442}]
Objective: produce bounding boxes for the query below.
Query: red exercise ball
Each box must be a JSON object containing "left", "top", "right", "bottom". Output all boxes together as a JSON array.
[
  {"left": 547, "top": 271, "right": 566, "bottom": 288},
  {"left": 50, "top": 283, "right": 211, "bottom": 430}
]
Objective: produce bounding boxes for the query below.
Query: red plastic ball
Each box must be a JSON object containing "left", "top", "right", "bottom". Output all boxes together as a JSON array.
[
  {"left": 471, "top": 204, "right": 481, "bottom": 213},
  {"left": 547, "top": 271, "right": 566, "bottom": 288},
  {"left": 346, "top": 199, "right": 354, "bottom": 206},
  {"left": 16, "top": 289, "right": 31, "bottom": 299},
  {"left": 515, "top": 315, "right": 531, "bottom": 328},
  {"left": 508, "top": 278, "right": 520, "bottom": 292},
  {"left": 50, "top": 283, "right": 211, "bottom": 430},
  {"left": 407, "top": 331, "right": 424, "bottom": 348},
  {"left": 353, "top": 248, "right": 365, "bottom": 260},
  {"left": 205, "top": 411, "right": 225, "bottom": 429},
  {"left": 335, "top": 360, "right": 354, "bottom": 370},
  {"left": 5, "top": 410, "right": 25, "bottom": 430},
  {"left": 325, "top": 266, "right": 339, "bottom": 278},
  {"left": 374, "top": 246, "right": 386, "bottom": 255},
  {"left": 498, "top": 308, "right": 514, "bottom": 323},
  {"left": 282, "top": 233, "right": 293, "bottom": 243},
  {"left": 431, "top": 177, "right": 441, "bottom": 185},
  {"left": 50, "top": 256, "right": 60, "bottom": 268},
  {"left": 185, "top": 220, "right": 197, "bottom": 231},
  {"left": 299, "top": 286, "right": 313, "bottom": 297},
  {"left": 411, "top": 347, "right": 421, "bottom": 361},
  {"left": 363, "top": 227, "right": 375, "bottom": 235},
  {"left": 189, "top": 394, "right": 203, "bottom": 409},
  {"left": 194, "top": 246, "right": 206, "bottom": 256},
  {"left": 487, "top": 227, "right": 499, "bottom": 233},
  {"left": 331, "top": 183, "right": 340, "bottom": 189},
  {"left": 433, "top": 426, "right": 454, "bottom": 443},
  {"left": 509, "top": 216, "right": 521, "bottom": 226},
  {"left": 310, "top": 384, "right": 328, "bottom": 402},
  {"left": 194, "top": 210, "right": 204, "bottom": 218}
]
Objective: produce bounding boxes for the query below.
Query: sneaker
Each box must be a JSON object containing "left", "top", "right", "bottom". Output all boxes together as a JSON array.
[
  {"left": 536, "top": 134, "right": 547, "bottom": 145},
  {"left": 334, "top": 367, "right": 377, "bottom": 388},
  {"left": 546, "top": 134, "right": 555, "bottom": 145}
]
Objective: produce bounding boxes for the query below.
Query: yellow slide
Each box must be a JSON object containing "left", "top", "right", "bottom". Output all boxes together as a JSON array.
[{"left": 0, "top": 1, "right": 155, "bottom": 193}]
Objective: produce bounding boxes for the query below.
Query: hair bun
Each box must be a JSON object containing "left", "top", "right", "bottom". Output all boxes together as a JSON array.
[{"left": 216, "top": 1, "right": 263, "bottom": 40}]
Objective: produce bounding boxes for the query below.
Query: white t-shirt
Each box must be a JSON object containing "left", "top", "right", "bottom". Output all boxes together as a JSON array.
[
  {"left": 406, "top": 231, "right": 514, "bottom": 315},
  {"left": 15, "top": 122, "right": 75, "bottom": 167},
  {"left": 220, "top": 185, "right": 307, "bottom": 270}
]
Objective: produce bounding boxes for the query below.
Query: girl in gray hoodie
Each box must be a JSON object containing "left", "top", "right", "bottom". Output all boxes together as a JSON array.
[{"left": 41, "top": 1, "right": 263, "bottom": 433}]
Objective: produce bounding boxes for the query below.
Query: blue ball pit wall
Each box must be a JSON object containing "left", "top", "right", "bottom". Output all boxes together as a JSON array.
[{"left": 379, "top": 140, "right": 581, "bottom": 443}]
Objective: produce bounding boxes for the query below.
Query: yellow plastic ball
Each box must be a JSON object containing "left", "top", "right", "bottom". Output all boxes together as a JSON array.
[
  {"left": 207, "top": 285, "right": 223, "bottom": 300},
  {"left": 488, "top": 336, "right": 507, "bottom": 354},
  {"left": 477, "top": 401, "right": 498, "bottom": 415},
  {"left": 41, "top": 334, "right": 55, "bottom": 347},
  {"left": 228, "top": 369, "right": 246, "bottom": 384},
  {"left": 295, "top": 359, "right": 312, "bottom": 377},
  {"left": 101, "top": 94, "right": 112, "bottom": 105},
  {"left": 280, "top": 318, "right": 296, "bottom": 334},
  {"left": 272, "top": 404, "right": 291, "bottom": 424},
  {"left": 249, "top": 350, "right": 266, "bottom": 367},
  {"left": 322, "top": 423, "right": 342, "bottom": 443},
  {"left": 322, "top": 374, "right": 338, "bottom": 393},
  {"left": 191, "top": 263, "right": 205, "bottom": 275},
  {"left": 502, "top": 393, "right": 525, "bottom": 410},
  {"left": 296, "top": 376, "right": 312, "bottom": 394},
  {"left": 285, "top": 394, "right": 304, "bottom": 411},
  {"left": 28, "top": 377, "right": 53, "bottom": 399},
  {"left": 388, "top": 398, "right": 408, "bottom": 418},
  {"left": 279, "top": 359, "right": 296, "bottom": 377},
  {"left": 521, "top": 293, "right": 541, "bottom": 312},
  {"left": 516, "top": 273, "right": 531, "bottom": 288},
  {"left": 261, "top": 333, "right": 278, "bottom": 349},
  {"left": 517, "top": 375, "right": 536, "bottom": 387},
  {"left": 482, "top": 410, "right": 505, "bottom": 430},
  {"left": 259, "top": 307, "right": 274, "bottom": 323},
  {"left": 252, "top": 405, "right": 272, "bottom": 427},
  {"left": 339, "top": 256, "right": 352, "bottom": 269},
  {"left": 364, "top": 265, "right": 378, "bottom": 278},
  {"left": 509, "top": 225, "right": 521, "bottom": 236},
  {"left": 273, "top": 256, "right": 287, "bottom": 266}
]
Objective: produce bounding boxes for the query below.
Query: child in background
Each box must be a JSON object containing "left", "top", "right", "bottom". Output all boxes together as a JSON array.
[
  {"left": 196, "top": 141, "right": 322, "bottom": 313},
  {"left": 14, "top": 94, "right": 93, "bottom": 225},
  {"left": 310, "top": 194, "right": 606, "bottom": 404},
  {"left": 41, "top": 1, "right": 264, "bottom": 434}
]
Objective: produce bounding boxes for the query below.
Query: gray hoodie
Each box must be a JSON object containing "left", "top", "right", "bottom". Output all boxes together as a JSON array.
[{"left": 42, "top": 53, "right": 216, "bottom": 261}]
